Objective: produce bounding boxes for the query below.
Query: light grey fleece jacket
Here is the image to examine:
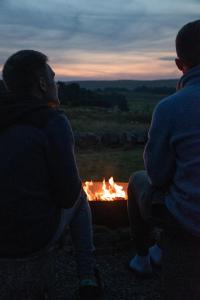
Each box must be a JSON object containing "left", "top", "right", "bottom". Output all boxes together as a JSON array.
[{"left": 144, "top": 65, "right": 200, "bottom": 237}]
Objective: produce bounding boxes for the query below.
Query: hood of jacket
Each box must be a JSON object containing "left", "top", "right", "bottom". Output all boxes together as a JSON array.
[{"left": 0, "top": 92, "right": 49, "bottom": 131}]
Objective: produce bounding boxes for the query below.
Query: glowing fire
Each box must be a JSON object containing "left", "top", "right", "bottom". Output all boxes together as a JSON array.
[{"left": 83, "top": 177, "right": 127, "bottom": 201}]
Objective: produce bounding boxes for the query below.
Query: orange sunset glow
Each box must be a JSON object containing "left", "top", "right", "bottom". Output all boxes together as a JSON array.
[{"left": 52, "top": 51, "right": 179, "bottom": 80}]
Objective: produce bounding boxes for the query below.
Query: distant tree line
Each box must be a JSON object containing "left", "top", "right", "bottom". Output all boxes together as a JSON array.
[
  {"left": 134, "top": 85, "right": 176, "bottom": 95},
  {"left": 0, "top": 79, "right": 175, "bottom": 108},
  {"left": 58, "top": 82, "right": 129, "bottom": 111},
  {"left": 93, "top": 86, "right": 176, "bottom": 95},
  {"left": 0, "top": 79, "right": 129, "bottom": 111}
]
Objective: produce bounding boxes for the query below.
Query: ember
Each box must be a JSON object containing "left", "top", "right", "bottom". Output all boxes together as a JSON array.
[{"left": 83, "top": 177, "right": 128, "bottom": 201}]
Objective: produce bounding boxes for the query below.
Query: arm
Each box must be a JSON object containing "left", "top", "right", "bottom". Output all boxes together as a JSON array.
[
  {"left": 44, "top": 110, "right": 82, "bottom": 208},
  {"left": 144, "top": 101, "right": 176, "bottom": 189}
]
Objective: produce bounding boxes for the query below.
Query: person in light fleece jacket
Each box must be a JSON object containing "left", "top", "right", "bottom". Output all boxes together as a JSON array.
[{"left": 128, "top": 20, "right": 200, "bottom": 300}]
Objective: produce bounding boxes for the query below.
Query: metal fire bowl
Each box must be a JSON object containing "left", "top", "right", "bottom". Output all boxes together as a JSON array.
[
  {"left": 88, "top": 182, "right": 129, "bottom": 228},
  {"left": 89, "top": 200, "right": 129, "bottom": 228}
]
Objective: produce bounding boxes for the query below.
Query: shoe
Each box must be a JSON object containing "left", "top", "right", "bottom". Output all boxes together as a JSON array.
[
  {"left": 149, "top": 244, "right": 162, "bottom": 268},
  {"left": 129, "top": 254, "right": 153, "bottom": 277},
  {"left": 79, "top": 268, "right": 104, "bottom": 300}
]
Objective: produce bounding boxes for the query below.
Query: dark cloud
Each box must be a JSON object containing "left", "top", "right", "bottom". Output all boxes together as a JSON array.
[
  {"left": 0, "top": 0, "right": 199, "bottom": 78},
  {"left": 159, "top": 56, "right": 175, "bottom": 61}
]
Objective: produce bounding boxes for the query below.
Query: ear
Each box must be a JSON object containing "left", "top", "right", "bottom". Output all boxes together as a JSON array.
[
  {"left": 175, "top": 58, "right": 184, "bottom": 71},
  {"left": 175, "top": 58, "right": 188, "bottom": 74},
  {"left": 39, "top": 77, "right": 47, "bottom": 93}
]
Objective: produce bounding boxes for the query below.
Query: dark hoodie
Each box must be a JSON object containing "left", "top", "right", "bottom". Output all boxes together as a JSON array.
[{"left": 0, "top": 94, "right": 82, "bottom": 257}]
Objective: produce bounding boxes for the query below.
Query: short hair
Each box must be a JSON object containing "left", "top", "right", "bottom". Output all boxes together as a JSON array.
[
  {"left": 2, "top": 50, "right": 48, "bottom": 93},
  {"left": 176, "top": 20, "right": 200, "bottom": 67}
]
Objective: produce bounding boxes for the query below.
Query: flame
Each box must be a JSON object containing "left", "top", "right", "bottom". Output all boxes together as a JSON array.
[{"left": 83, "top": 177, "right": 127, "bottom": 201}]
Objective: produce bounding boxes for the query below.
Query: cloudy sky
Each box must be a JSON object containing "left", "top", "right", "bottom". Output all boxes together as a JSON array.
[{"left": 0, "top": 0, "right": 199, "bottom": 80}]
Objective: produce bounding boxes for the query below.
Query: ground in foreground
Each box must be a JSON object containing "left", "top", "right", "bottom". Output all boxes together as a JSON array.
[{"left": 55, "top": 226, "right": 161, "bottom": 300}]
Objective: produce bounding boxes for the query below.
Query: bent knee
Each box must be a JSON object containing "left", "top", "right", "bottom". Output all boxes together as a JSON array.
[
  {"left": 128, "top": 170, "right": 147, "bottom": 188},
  {"left": 128, "top": 170, "right": 150, "bottom": 200}
]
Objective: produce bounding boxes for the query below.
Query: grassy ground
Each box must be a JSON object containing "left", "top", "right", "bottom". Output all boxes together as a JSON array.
[
  {"left": 62, "top": 91, "right": 166, "bottom": 133},
  {"left": 75, "top": 146, "right": 144, "bottom": 182},
  {"left": 65, "top": 91, "right": 170, "bottom": 181},
  {"left": 62, "top": 106, "right": 149, "bottom": 133}
]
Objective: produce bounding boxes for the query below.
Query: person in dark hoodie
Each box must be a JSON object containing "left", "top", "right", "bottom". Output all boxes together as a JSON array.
[
  {"left": 128, "top": 20, "right": 200, "bottom": 299},
  {"left": 0, "top": 50, "right": 103, "bottom": 300}
]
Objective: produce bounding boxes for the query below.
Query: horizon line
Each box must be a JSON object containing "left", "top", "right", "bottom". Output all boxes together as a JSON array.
[
  {"left": 63, "top": 77, "right": 178, "bottom": 82},
  {"left": 0, "top": 75, "right": 179, "bottom": 82}
]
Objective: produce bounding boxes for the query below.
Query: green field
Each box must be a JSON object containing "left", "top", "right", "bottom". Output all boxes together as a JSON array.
[
  {"left": 64, "top": 90, "right": 171, "bottom": 181},
  {"left": 63, "top": 106, "right": 150, "bottom": 133},
  {"left": 76, "top": 146, "right": 144, "bottom": 182},
  {"left": 62, "top": 91, "right": 168, "bottom": 133}
]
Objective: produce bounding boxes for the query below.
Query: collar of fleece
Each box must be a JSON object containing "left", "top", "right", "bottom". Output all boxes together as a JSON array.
[{"left": 177, "top": 65, "right": 200, "bottom": 90}]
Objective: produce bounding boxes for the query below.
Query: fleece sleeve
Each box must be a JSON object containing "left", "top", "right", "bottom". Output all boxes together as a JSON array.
[
  {"left": 44, "top": 111, "right": 82, "bottom": 208},
  {"left": 143, "top": 101, "right": 176, "bottom": 189}
]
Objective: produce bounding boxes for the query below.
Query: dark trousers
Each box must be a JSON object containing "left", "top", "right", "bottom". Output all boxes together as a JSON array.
[
  {"left": 127, "top": 170, "right": 165, "bottom": 255},
  {"left": 128, "top": 170, "right": 200, "bottom": 300}
]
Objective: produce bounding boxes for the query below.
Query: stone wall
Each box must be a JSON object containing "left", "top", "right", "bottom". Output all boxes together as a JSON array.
[{"left": 74, "top": 130, "right": 147, "bottom": 148}]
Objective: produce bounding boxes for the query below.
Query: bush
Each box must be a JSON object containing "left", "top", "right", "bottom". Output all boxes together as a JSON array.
[{"left": 57, "top": 82, "right": 129, "bottom": 111}]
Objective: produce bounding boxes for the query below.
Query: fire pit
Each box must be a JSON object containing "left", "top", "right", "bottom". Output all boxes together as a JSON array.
[{"left": 83, "top": 178, "right": 129, "bottom": 228}]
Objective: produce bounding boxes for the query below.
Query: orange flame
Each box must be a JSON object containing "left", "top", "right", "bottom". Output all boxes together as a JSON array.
[{"left": 83, "top": 177, "right": 127, "bottom": 201}]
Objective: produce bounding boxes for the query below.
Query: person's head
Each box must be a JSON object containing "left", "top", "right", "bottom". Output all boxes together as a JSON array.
[
  {"left": 175, "top": 20, "right": 200, "bottom": 74},
  {"left": 2, "top": 50, "right": 59, "bottom": 105}
]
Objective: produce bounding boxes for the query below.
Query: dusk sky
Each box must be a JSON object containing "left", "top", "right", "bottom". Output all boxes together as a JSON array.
[{"left": 0, "top": 0, "right": 200, "bottom": 80}]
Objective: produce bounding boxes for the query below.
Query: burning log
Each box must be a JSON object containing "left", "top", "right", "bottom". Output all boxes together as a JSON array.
[{"left": 83, "top": 178, "right": 129, "bottom": 228}]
